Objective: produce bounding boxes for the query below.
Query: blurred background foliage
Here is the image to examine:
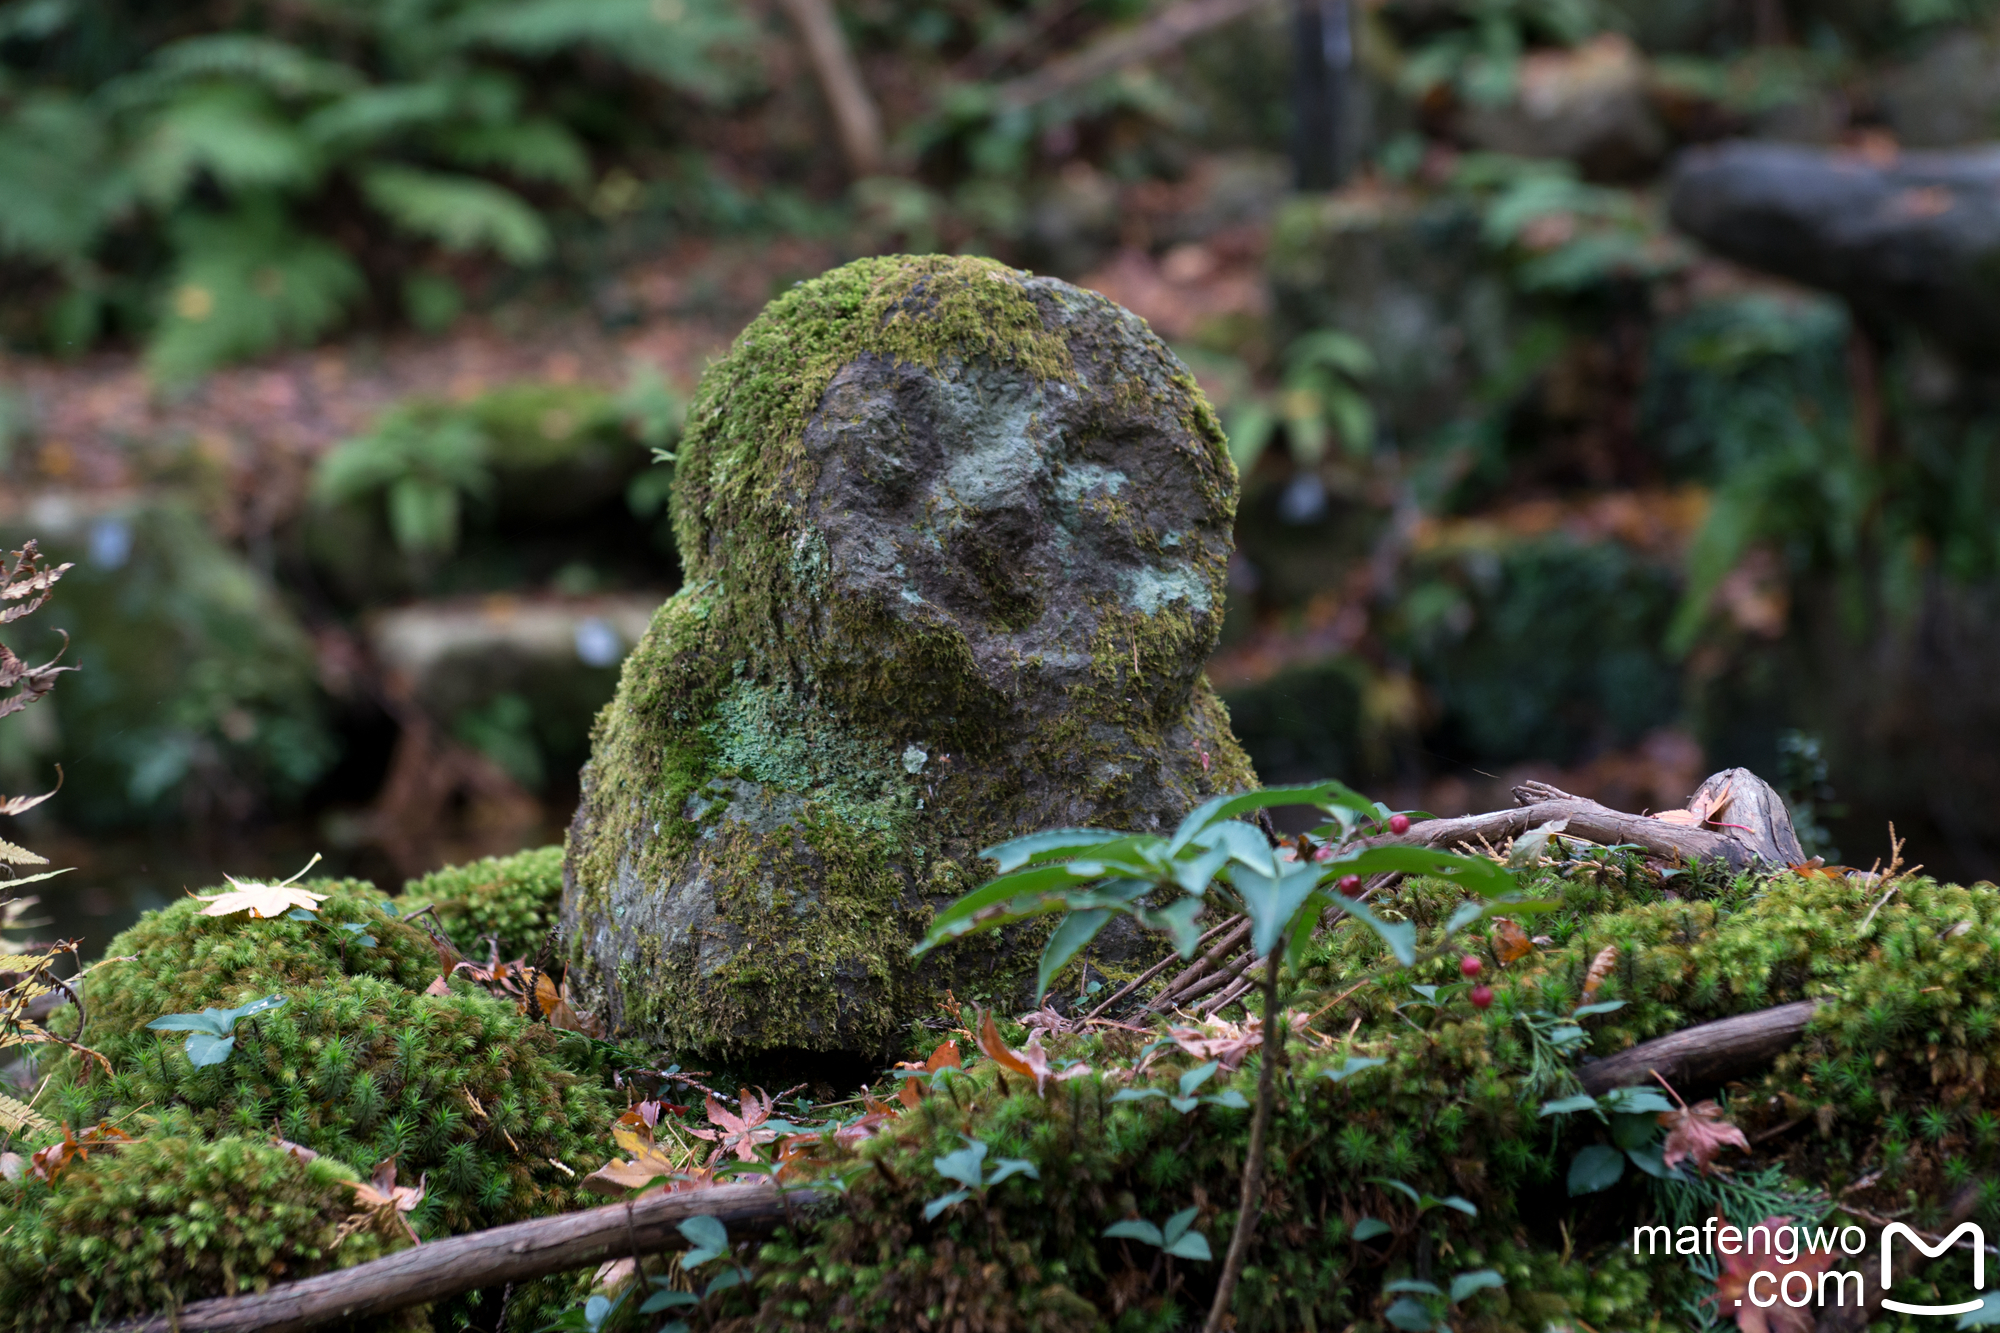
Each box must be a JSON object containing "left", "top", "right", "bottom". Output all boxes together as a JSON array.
[{"left": 6, "top": 0, "right": 2000, "bottom": 944}]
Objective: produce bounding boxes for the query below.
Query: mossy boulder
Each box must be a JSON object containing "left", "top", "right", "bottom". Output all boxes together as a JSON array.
[
  {"left": 562, "top": 254, "right": 1256, "bottom": 1058},
  {"left": 701, "top": 865, "right": 2000, "bottom": 1332},
  {"left": 52, "top": 881, "right": 614, "bottom": 1234},
  {"left": 0, "top": 1123, "right": 401, "bottom": 1332},
  {"left": 398, "top": 844, "right": 565, "bottom": 960}
]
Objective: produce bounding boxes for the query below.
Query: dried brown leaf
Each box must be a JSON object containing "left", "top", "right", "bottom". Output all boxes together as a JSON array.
[
  {"left": 1491, "top": 918, "right": 1534, "bottom": 965},
  {"left": 1660, "top": 1100, "right": 1749, "bottom": 1174},
  {"left": 1581, "top": 945, "right": 1618, "bottom": 1004},
  {"left": 1711, "top": 1212, "right": 1832, "bottom": 1333}
]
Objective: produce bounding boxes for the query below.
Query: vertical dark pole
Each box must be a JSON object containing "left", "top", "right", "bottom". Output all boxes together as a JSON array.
[{"left": 1290, "top": 0, "right": 1351, "bottom": 191}]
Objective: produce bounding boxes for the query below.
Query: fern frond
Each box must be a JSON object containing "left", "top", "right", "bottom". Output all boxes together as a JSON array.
[
  {"left": 0, "top": 1090, "right": 54, "bottom": 1138},
  {"left": 0, "top": 840, "right": 47, "bottom": 867},
  {"left": 359, "top": 164, "right": 548, "bottom": 264}
]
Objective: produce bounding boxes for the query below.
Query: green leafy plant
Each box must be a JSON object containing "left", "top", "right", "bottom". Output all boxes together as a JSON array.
[
  {"left": 0, "top": 0, "right": 750, "bottom": 376},
  {"left": 638, "top": 1214, "right": 750, "bottom": 1328},
  {"left": 916, "top": 778, "right": 1542, "bottom": 1330},
  {"left": 1226, "top": 329, "right": 1377, "bottom": 475},
  {"left": 1103, "top": 1205, "right": 1213, "bottom": 1260},
  {"left": 143, "top": 993, "right": 287, "bottom": 1069},
  {"left": 924, "top": 1135, "right": 1040, "bottom": 1220}
]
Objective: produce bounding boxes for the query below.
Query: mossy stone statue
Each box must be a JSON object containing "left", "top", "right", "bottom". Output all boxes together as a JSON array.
[{"left": 561, "top": 254, "right": 1256, "bottom": 1057}]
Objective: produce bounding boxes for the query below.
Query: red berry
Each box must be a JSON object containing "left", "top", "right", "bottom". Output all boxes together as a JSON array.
[
  {"left": 1388, "top": 814, "right": 1411, "bottom": 835},
  {"left": 1460, "top": 954, "right": 1483, "bottom": 978},
  {"left": 1336, "top": 874, "right": 1362, "bottom": 898},
  {"left": 1468, "top": 984, "right": 1494, "bottom": 1011}
]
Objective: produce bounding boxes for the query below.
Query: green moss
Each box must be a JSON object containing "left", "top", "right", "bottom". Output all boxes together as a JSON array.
[
  {"left": 683, "top": 865, "right": 2000, "bottom": 1332},
  {"left": 0, "top": 1124, "right": 400, "bottom": 1332},
  {"left": 398, "top": 846, "right": 565, "bottom": 961},
  {"left": 50, "top": 882, "right": 615, "bottom": 1235},
  {"left": 563, "top": 256, "right": 1255, "bottom": 1057}
]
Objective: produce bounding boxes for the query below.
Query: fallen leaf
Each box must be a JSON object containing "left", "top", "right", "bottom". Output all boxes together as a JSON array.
[
  {"left": 1491, "top": 919, "right": 1534, "bottom": 965},
  {"left": 976, "top": 1011, "right": 1087, "bottom": 1094},
  {"left": 272, "top": 1136, "right": 319, "bottom": 1164},
  {"left": 0, "top": 1152, "right": 21, "bottom": 1183},
  {"left": 1660, "top": 1099, "right": 1749, "bottom": 1174},
  {"left": 1710, "top": 1212, "right": 1833, "bottom": 1333},
  {"left": 687, "top": 1088, "right": 778, "bottom": 1162},
  {"left": 197, "top": 855, "right": 329, "bottom": 919},
  {"left": 895, "top": 1039, "right": 962, "bottom": 1110},
  {"left": 424, "top": 976, "right": 452, "bottom": 997},
  {"left": 1581, "top": 946, "right": 1618, "bottom": 1003},
  {"left": 1167, "top": 1015, "right": 1266, "bottom": 1073},
  {"left": 29, "top": 1120, "right": 132, "bottom": 1185},
  {"left": 337, "top": 1158, "right": 425, "bottom": 1245}
]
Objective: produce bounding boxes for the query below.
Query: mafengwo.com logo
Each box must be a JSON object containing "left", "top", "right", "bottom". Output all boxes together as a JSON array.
[{"left": 1632, "top": 1217, "right": 1992, "bottom": 1320}]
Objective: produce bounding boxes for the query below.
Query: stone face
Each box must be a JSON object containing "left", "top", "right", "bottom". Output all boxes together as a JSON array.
[
  {"left": 560, "top": 255, "right": 1255, "bottom": 1058},
  {"left": 1669, "top": 141, "right": 2000, "bottom": 359}
]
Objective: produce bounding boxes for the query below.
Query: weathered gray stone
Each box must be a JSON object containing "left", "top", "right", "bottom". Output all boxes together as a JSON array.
[
  {"left": 1669, "top": 140, "right": 2000, "bottom": 359},
  {"left": 560, "top": 255, "right": 1256, "bottom": 1058}
]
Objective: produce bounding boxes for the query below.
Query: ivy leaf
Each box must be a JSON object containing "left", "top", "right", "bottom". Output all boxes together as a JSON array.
[
  {"left": 678, "top": 1214, "right": 729, "bottom": 1268},
  {"left": 1384, "top": 1297, "right": 1440, "bottom": 1331},
  {"left": 1103, "top": 1218, "right": 1165, "bottom": 1246},
  {"left": 1352, "top": 1217, "right": 1391, "bottom": 1241},
  {"left": 183, "top": 1031, "right": 236, "bottom": 1067},
  {"left": 923, "top": 1187, "right": 971, "bottom": 1221},
  {"left": 1659, "top": 1099, "right": 1750, "bottom": 1175},
  {"left": 1449, "top": 1269, "right": 1506, "bottom": 1303},
  {"left": 1385, "top": 1279, "right": 1443, "bottom": 1296},
  {"left": 1324, "top": 1056, "right": 1386, "bottom": 1083},
  {"left": 1567, "top": 1144, "right": 1626, "bottom": 1195}
]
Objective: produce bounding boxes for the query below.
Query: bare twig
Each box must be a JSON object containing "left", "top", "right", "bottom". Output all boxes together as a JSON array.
[
  {"left": 1203, "top": 947, "right": 1281, "bottom": 1332},
  {"left": 775, "top": 0, "right": 886, "bottom": 177},
  {"left": 994, "top": 0, "right": 1276, "bottom": 110}
]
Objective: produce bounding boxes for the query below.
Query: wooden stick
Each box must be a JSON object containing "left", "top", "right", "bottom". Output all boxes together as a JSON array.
[
  {"left": 95, "top": 1183, "right": 812, "bottom": 1333},
  {"left": 1373, "top": 768, "right": 1806, "bottom": 872},
  {"left": 1086, "top": 915, "right": 1242, "bottom": 1021},
  {"left": 994, "top": 0, "right": 1275, "bottom": 109},
  {"left": 775, "top": 0, "right": 886, "bottom": 177},
  {"left": 1576, "top": 999, "right": 1821, "bottom": 1095}
]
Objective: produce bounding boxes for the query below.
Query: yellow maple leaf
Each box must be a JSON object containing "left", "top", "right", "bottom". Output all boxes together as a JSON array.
[{"left": 195, "top": 853, "right": 328, "bottom": 919}]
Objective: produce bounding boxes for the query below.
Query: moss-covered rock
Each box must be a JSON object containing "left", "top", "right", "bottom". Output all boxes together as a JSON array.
[
  {"left": 561, "top": 254, "right": 1257, "bottom": 1058},
  {"left": 695, "top": 864, "right": 2000, "bottom": 1332},
  {"left": 0, "top": 1124, "right": 400, "bottom": 1332},
  {"left": 398, "top": 845, "right": 565, "bottom": 961},
  {"left": 52, "top": 881, "right": 614, "bottom": 1234}
]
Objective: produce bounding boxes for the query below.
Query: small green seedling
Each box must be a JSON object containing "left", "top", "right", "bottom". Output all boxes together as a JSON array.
[
  {"left": 1109, "top": 1060, "right": 1250, "bottom": 1113},
  {"left": 1103, "top": 1206, "right": 1213, "bottom": 1260},
  {"left": 144, "top": 995, "right": 286, "bottom": 1068},
  {"left": 924, "top": 1137, "right": 1039, "bottom": 1221}
]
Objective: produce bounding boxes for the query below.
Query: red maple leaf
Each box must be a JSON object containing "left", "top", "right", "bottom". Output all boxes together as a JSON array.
[
  {"left": 1710, "top": 1213, "right": 1834, "bottom": 1333},
  {"left": 1661, "top": 1099, "right": 1750, "bottom": 1175}
]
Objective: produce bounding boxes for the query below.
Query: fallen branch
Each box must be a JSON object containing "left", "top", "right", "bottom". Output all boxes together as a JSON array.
[
  {"left": 1576, "top": 999, "right": 1821, "bottom": 1095},
  {"left": 994, "top": 0, "right": 1275, "bottom": 109},
  {"left": 96, "top": 1182, "right": 812, "bottom": 1333},
  {"left": 1384, "top": 767, "right": 1807, "bottom": 872}
]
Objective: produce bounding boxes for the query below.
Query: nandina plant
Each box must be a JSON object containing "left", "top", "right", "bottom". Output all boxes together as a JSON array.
[{"left": 914, "top": 779, "right": 1552, "bottom": 1330}]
